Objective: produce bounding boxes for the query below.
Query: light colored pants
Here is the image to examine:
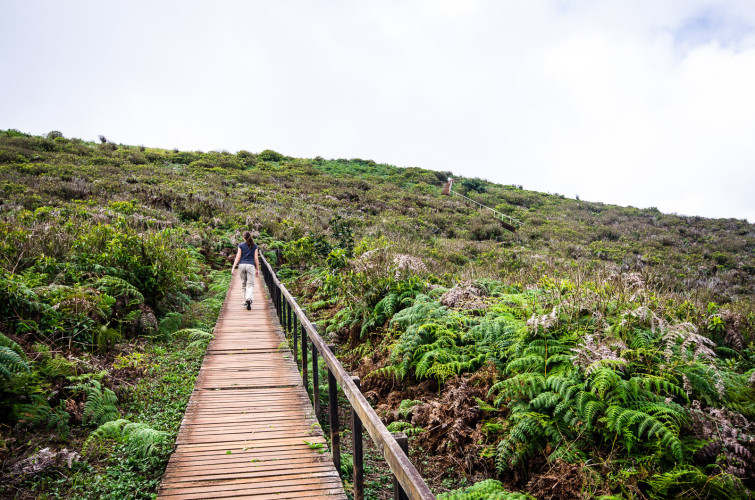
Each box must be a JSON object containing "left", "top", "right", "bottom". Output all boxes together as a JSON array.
[{"left": 239, "top": 264, "right": 255, "bottom": 302}]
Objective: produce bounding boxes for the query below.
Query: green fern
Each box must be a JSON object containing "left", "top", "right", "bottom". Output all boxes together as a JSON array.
[
  {"left": 84, "top": 418, "right": 168, "bottom": 458},
  {"left": 174, "top": 328, "right": 214, "bottom": 349},
  {"left": 207, "top": 271, "right": 231, "bottom": 295},
  {"left": 437, "top": 479, "right": 535, "bottom": 499},
  {"left": 93, "top": 275, "right": 144, "bottom": 303},
  {"left": 397, "top": 399, "right": 423, "bottom": 419},
  {"left": 67, "top": 379, "right": 119, "bottom": 426},
  {"left": 17, "top": 394, "right": 70, "bottom": 437},
  {"left": 645, "top": 465, "right": 745, "bottom": 499},
  {"left": 37, "top": 351, "right": 76, "bottom": 379},
  {"left": 0, "top": 333, "right": 29, "bottom": 380},
  {"left": 158, "top": 312, "right": 183, "bottom": 336},
  {"left": 0, "top": 332, "right": 25, "bottom": 357},
  {"left": 121, "top": 421, "right": 169, "bottom": 458},
  {"left": 605, "top": 405, "right": 684, "bottom": 461},
  {"left": 494, "top": 409, "right": 548, "bottom": 471},
  {"left": 386, "top": 420, "right": 425, "bottom": 436},
  {"left": 0, "top": 346, "right": 29, "bottom": 380},
  {"left": 325, "top": 305, "right": 362, "bottom": 337},
  {"left": 83, "top": 418, "right": 130, "bottom": 456}
]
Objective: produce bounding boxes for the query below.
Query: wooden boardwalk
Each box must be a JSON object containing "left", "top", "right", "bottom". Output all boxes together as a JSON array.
[{"left": 158, "top": 273, "right": 346, "bottom": 499}]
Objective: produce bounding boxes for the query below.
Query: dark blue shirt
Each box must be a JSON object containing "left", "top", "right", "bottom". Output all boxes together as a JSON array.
[{"left": 239, "top": 242, "right": 257, "bottom": 265}]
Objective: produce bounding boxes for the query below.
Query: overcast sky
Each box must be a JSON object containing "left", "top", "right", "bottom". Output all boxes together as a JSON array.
[{"left": 2, "top": 1, "right": 754, "bottom": 222}]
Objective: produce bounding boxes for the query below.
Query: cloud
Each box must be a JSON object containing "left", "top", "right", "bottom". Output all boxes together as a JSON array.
[{"left": 1, "top": 0, "right": 753, "bottom": 221}]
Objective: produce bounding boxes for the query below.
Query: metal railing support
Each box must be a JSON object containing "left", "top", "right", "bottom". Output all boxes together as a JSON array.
[
  {"left": 352, "top": 376, "right": 364, "bottom": 500},
  {"left": 312, "top": 343, "right": 320, "bottom": 416},
  {"left": 327, "top": 344, "right": 340, "bottom": 474},
  {"left": 287, "top": 301, "right": 292, "bottom": 336},
  {"left": 293, "top": 315, "right": 299, "bottom": 367},
  {"left": 392, "top": 432, "right": 409, "bottom": 500},
  {"left": 301, "top": 320, "right": 308, "bottom": 392}
]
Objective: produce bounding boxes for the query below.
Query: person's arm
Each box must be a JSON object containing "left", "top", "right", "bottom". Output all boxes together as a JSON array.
[
  {"left": 231, "top": 246, "right": 241, "bottom": 275},
  {"left": 254, "top": 248, "right": 260, "bottom": 276}
]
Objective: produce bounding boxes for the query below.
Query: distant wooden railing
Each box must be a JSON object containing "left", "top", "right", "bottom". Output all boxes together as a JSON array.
[
  {"left": 449, "top": 190, "right": 523, "bottom": 231},
  {"left": 259, "top": 254, "right": 435, "bottom": 500},
  {"left": 441, "top": 178, "right": 523, "bottom": 232}
]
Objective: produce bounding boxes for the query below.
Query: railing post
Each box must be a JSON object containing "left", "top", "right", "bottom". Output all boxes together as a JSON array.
[
  {"left": 352, "top": 376, "right": 364, "bottom": 500},
  {"left": 312, "top": 343, "right": 320, "bottom": 417},
  {"left": 281, "top": 299, "right": 287, "bottom": 333},
  {"left": 285, "top": 300, "right": 290, "bottom": 334},
  {"left": 392, "top": 432, "right": 409, "bottom": 500},
  {"left": 287, "top": 301, "right": 292, "bottom": 336},
  {"left": 293, "top": 316, "right": 299, "bottom": 367},
  {"left": 301, "top": 324, "right": 308, "bottom": 391},
  {"left": 274, "top": 286, "right": 279, "bottom": 317},
  {"left": 327, "top": 344, "right": 340, "bottom": 474}
]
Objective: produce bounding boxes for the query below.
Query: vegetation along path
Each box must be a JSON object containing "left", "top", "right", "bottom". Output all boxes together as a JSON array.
[{"left": 157, "top": 273, "right": 346, "bottom": 499}]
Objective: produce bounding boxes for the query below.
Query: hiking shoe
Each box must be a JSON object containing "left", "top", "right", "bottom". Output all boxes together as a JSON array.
[{"left": 245, "top": 299, "right": 251, "bottom": 310}]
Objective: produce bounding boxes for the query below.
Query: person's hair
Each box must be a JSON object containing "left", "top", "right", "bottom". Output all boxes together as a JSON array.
[{"left": 242, "top": 231, "right": 255, "bottom": 248}]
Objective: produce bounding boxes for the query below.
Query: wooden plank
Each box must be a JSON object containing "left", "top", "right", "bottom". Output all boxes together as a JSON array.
[
  {"left": 165, "top": 456, "right": 330, "bottom": 470},
  {"left": 163, "top": 466, "right": 341, "bottom": 484},
  {"left": 166, "top": 449, "right": 328, "bottom": 465},
  {"left": 160, "top": 478, "right": 345, "bottom": 498}
]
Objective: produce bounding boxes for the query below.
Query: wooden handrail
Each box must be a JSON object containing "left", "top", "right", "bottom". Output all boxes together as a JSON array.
[
  {"left": 259, "top": 254, "right": 436, "bottom": 500},
  {"left": 449, "top": 190, "right": 523, "bottom": 228}
]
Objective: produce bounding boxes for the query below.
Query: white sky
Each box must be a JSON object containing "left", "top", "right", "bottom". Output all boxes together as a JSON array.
[{"left": 1, "top": 0, "right": 754, "bottom": 222}]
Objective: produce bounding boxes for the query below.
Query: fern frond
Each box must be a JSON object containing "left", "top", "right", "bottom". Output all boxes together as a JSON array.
[
  {"left": 505, "top": 355, "right": 543, "bottom": 374},
  {"left": 645, "top": 465, "right": 745, "bottom": 498},
  {"left": 364, "top": 364, "right": 399, "bottom": 381},
  {"left": 438, "top": 479, "right": 535, "bottom": 499},
  {"left": 16, "top": 395, "right": 70, "bottom": 437},
  {"left": 547, "top": 443, "right": 585, "bottom": 464},
  {"left": 386, "top": 420, "right": 425, "bottom": 436},
  {"left": 489, "top": 373, "right": 546, "bottom": 406},
  {"left": 397, "top": 399, "right": 423, "bottom": 419},
  {"left": 174, "top": 328, "right": 214, "bottom": 349},
  {"left": 529, "top": 391, "right": 560, "bottom": 411},
  {"left": 605, "top": 405, "right": 683, "bottom": 461},
  {"left": 84, "top": 418, "right": 168, "bottom": 458},
  {"left": 67, "top": 379, "right": 120, "bottom": 426},
  {"left": 496, "top": 411, "right": 547, "bottom": 472},
  {"left": 589, "top": 367, "right": 621, "bottom": 400},
  {"left": 0, "top": 346, "right": 30, "bottom": 379},
  {"left": 158, "top": 312, "right": 183, "bottom": 335},
  {"left": 437, "top": 479, "right": 535, "bottom": 499},
  {"left": 0, "top": 332, "right": 25, "bottom": 357},
  {"left": 122, "top": 422, "right": 169, "bottom": 458},
  {"left": 93, "top": 275, "right": 144, "bottom": 302},
  {"left": 83, "top": 418, "right": 130, "bottom": 456}
]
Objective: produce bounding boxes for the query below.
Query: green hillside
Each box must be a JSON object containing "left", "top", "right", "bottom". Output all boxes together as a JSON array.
[{"left": 1, "top": 129, "right": 754, "bottom": 499}]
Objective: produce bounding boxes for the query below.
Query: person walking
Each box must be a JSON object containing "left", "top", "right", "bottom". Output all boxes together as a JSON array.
[{"left": 231, "top": 231, "right": 259, "bottom": 310}]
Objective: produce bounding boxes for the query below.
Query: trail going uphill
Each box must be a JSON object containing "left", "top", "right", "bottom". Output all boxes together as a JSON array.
[{"left": 157, "top": 273, "right": 346, "bottom": 499}]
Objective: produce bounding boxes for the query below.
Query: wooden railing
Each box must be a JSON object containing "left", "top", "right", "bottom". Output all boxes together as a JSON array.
[
  {"left": 259, "top": 254, "right": 436, "bottom": 500},
  {"left": 449, "top": 190, "right": 523, "bottom": 230}
]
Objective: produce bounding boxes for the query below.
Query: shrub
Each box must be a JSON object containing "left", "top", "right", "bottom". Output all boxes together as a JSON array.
[
  {"left": 170, "top": 151, "right": 198, "bottom": 165},
  {"left": 257, "top": 149, "right": 285, "bottom": 162}
]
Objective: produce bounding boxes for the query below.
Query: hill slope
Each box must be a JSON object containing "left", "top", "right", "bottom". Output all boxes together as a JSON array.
[{"left": 1, "top": 129, "right": 754, "bottom": 498}]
